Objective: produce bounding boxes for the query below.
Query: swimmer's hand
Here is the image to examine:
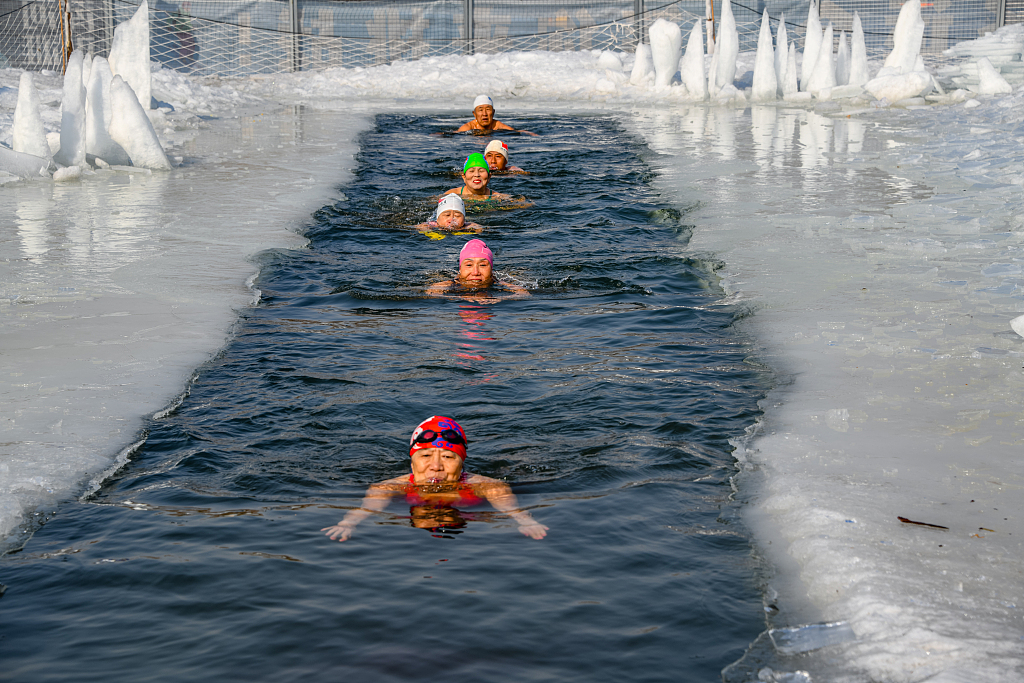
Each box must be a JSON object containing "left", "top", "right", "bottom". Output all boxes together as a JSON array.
[
  {"left": 322, "top": 522, "right": 357, "bottom": 542},
  {"left": 517, "top": 522, "right": 549, "bottom": 540}
]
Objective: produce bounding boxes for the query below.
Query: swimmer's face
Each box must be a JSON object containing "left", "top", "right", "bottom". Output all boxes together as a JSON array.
[
  {"left": 462, "top": 166, "right": 490, "bottom": 190},
  {"left": 458, "top": 257, "right": 493, "bottom": 287},
  {"left": 411, "top": 447, "right": 463, "bottom": 484},
  {"left": 473, "top": 105, "right": 495, "bottom": 127},
  {"left": 484, "top": 151, "right": 507, "bottom": 170},
  {"left": 437, "top": 210, "right": 465, "bottom": 229}
]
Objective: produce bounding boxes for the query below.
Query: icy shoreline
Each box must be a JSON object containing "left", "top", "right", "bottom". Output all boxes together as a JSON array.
[
  {"left": 633, "top": 98, "right": 1024, "bottom": 681},
  {"left": 0, "top": 102, "right": 369, "bottom": 545}
]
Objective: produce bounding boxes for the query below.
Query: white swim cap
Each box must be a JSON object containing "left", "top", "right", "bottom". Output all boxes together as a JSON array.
[
  {"left": 484, "top": 140, "right": 509, "bottom": 161},
  {"left": 436, "top": 194, "right": 466, "bottom": 217},
  {"left": 472, "top": 95, "right": 493, "bottom": 110}
]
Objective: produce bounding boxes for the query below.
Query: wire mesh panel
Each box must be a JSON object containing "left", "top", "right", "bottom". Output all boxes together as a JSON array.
[
  {"left": 0, "top": 0, "right": 113, "bottom": 70},
  {"left": 0, "top": 0, "right": 1013, "bottom": 77},
  {"left": 1005, "top": 0, "right": 1024, "bottom": 24}
]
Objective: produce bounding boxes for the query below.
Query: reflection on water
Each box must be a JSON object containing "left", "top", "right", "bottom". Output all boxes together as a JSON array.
[{"left": 640, "top": 104, "right": 930, "bottom": 215}]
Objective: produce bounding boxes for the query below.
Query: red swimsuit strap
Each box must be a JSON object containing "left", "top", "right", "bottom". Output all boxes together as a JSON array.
[{"left": 405, "top": 472, "right": 484, "bottom": 507}]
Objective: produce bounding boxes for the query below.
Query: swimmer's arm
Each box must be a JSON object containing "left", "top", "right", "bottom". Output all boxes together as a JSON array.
[
  {"left": 495, "top": 121, "right": 539, "bottom": 136},
  {"left": 513, "top": 196, "right": 534, "bottom": 208},
  {"left": 465, "top": 222, "right": 484, "bottom": 233},
  {"left": 426, "top": 280, "right": 454, "bottom": 296},
  {"left": 455, "top": 121, "right": 476, "bottom": 133},
  {"left": 498, "top": 281, "right": 530, "bottom": 298},
  {"left": 477, "top": 478, "right": 548, "bottom": 539},
  {"left": 322, "top": 482, "right": 397, "bottom": 542}
]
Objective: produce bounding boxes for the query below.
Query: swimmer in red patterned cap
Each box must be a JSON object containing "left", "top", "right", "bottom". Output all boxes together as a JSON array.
[{"left": 322, "top": 416, "right": 547, "bottom": 541}]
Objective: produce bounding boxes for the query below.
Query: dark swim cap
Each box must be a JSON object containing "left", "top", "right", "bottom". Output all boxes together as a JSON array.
[{"left": 463, "top": 153, "right": 490, "bottom": 174}]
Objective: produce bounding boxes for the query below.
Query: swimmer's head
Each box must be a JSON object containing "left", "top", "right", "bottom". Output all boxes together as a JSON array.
[
  {"left": 458, "top": 239, "right": 494, "bottom": 287},
  {"left": 463, "top": 153, "right": 490, "bottom": 175},
  {"left": 459, "top": 238, "right": 493, "bottom": 265},
  {"left": 435, "top": 194, "right": 466, "bottom": 229},
  {"left": 472, "top": 95, "right": 495, "bottom": 126},
  {"left": 462, "top": 154, "right": 491, "bottom": 191},
  {"left": 410, "top": 416, "right": 467, "bottom": 461},
  {"left": 484, "top": 140, "right": 509, "bottom": 171}
]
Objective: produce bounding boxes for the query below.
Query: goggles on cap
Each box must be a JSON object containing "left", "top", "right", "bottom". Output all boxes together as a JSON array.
[{"left": 412, "top": 429, "right": 467, "bottom": 447}]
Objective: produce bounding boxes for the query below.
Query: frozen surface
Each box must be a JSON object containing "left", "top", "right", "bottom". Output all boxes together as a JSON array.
[
  {"left": 629, "top": 43, "right": 654, "bottom": 86},
  {"left": 2, "top": 21, "right": 1023, "bottom": 679},
  {"left": 805, "top": 23, "right": 835, "bottom": 95},
  {"left": 86, "top": 57, "right": 132, "bottom": 167},
  {"left": 849, "top": 14, "right": 870, "bottom": 88},
  {"left": 649, "top": 19, "right": 682, "bottom": 88},
  {"left": 884, "top": 0, "right": 926, "bottom": 76},
  {"left": 108, "top": 0, "right": 151, "bottom": 110},
  {"left": 53, "top": 51, "right": 86, "bottom": 168},
  {"left": 800, "top": 0, "right": 822, "bottom": 91},
  {"left": 976, "top": 57, "right": 1013, "bottom": 95},
  {"left": 633, "top": 93, "right": 1024, "bottom": 681},
  {"left": 0, "top": 93, "right": 369, "bottom": 543},
  {"left": 751, "top": 10, "right": 777, "bottom": 102},
  {"left": 710, "top": 0, "right": 738, "bottom": 95},
  {"left": 108, "top": 75, "right": 170, "bottom": 170},
  {"left": 680, "top": 20, "right": 708, "bottom": 100},
  {"left": 12, "top": 73, "right": 49, "bottom": 160}
]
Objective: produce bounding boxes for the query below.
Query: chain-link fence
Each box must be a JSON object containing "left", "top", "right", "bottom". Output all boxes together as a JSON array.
[{"left": 0, "top": 0, "right": 1016, "bottom": 77}]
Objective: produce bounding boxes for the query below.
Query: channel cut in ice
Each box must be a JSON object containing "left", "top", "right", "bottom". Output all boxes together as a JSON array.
[{"left": 2, "top": 1, "right": 1023, "bottom": 680}]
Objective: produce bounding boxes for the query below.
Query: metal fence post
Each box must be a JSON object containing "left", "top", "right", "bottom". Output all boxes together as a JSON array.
[
  {"left": 634, "top": 0, "right": 644, "bottom": 46},
  {"left": 465, "top": 0, "right": 475, "bottom": 55},
  {"left": 290, "top": 0, "right": 301, "bottom": 71},
  {"left": 998, "top": 0, "right": 1007, "bottom": 27}
]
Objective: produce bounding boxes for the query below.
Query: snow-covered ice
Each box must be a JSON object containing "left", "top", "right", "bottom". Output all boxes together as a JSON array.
[
  {"left": 679, "top": 20, "right": 708, "bottom": 101},
  {"left": 108, "top": 0, "right": 152, "bottom": 110},
  {"left": 13, "top": 73, "right": 49, "bottom": 161},
  {"left": 107, "top": 75, "right": 170, "bottom": 170},
  {"left": 649, "top": 18, "right": 682, "bottom": 88},
  {"left": 751, "top": 10, "right": 777, "bottom": 102},
  {"left": 635, "top": 94, "right": 1024, "bottom": 680},
  {"left": 800, "top": 0, "right": 822, "bottom": 91},
  {"left": 53, "top": 51, "right": 87, "bottom": 168},
  {"left": 86, "top": 57, "right": 132, "bottom": 167}
]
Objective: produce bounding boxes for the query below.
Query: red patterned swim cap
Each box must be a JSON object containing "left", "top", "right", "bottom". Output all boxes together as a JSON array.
[{"left": 409, "top": 416, "right": 468, "bottom": 460}]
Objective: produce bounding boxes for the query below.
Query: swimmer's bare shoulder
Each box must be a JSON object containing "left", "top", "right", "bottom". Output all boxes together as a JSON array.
[{"left": 455, "top": 120, "right": 516, "bottom": 133}]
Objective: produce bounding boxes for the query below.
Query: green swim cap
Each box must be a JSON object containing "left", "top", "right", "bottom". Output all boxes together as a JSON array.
[{"left": 463, "top": 153, "right": 490, "bottom": 174}]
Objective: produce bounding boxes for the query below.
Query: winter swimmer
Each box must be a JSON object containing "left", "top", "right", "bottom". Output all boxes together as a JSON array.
[
  {"left": 426, "top": 238, "right": 529, "bottom": 301},
  {"left": 414, "top": 194, "right": 483, "bottom": 238},
  {"left": 484, "top": 140, "right": 527, "bottom": 174},
  {"left": 455, "top": 95, "right": 538, "bottom": 136},
  {"left": 321, "top": 416, "right": 548, "bottom": 541},
  {"left": 443, "top": 153, "right": 531, "bottom": 207}
]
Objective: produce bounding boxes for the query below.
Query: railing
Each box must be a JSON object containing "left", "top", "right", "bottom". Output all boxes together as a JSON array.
[{"left": 0, "top": 0, "right": 1012, "bottom": 76}]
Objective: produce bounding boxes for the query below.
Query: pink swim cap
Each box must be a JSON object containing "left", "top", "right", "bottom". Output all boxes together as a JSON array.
[{"left": 459, "top": 239, "right": 493, "bottom": 265}]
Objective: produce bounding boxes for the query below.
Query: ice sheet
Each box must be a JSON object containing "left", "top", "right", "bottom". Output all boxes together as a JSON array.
[
  {"left": 632, "top": 96, "right": 1024, "bottom": 680},
  {"left": 0, "top": 101, "right": 369, "bottom": 546}
]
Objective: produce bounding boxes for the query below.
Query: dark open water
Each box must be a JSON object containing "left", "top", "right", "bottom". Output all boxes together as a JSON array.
[{"left": 0, "top": 114, "right": 770, "bottom": 682}]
